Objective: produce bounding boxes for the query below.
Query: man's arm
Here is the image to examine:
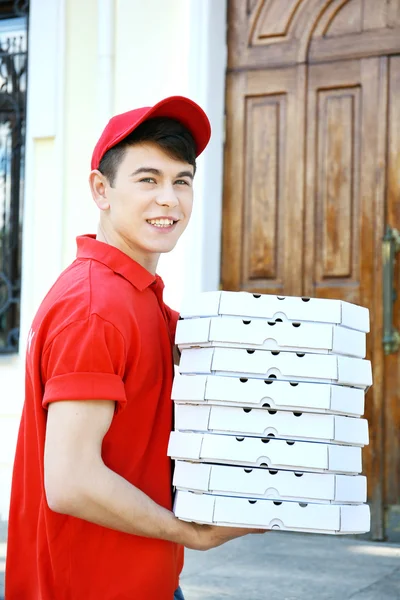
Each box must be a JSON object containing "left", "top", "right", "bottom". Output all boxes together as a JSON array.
[{"left": 44, "top": 399, "right": 263, "bottom": 551}]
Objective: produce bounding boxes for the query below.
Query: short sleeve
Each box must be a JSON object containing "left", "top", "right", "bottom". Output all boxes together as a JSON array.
[
  {"left": 164, "top": 304, "right": 179, "bottom": 341},
  {"left": 41, "top": 314, "right": 127, "bottom": 412}
]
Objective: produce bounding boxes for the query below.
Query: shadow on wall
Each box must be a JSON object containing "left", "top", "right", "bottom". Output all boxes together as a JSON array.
[
  {"left": 0, "top": 520, "right": 5, "bottom": 600},
  {"left": 0, "top": 521, "right": 6, "bottom": 543}
]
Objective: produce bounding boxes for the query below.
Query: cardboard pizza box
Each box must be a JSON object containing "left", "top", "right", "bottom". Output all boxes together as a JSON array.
[
  {"left": 175, "top": 317, "right": 366, "bottom": 358},
  {"left": 172, "top": 374, "right": 365, "bottom": 416},
  {"left": 179, "top": 347, "right": 372, "bottom": 389},
  {"left": 174, "top": 403, "right": 369, "bottom": 446},
  {"left": 168, "top": 431, "right": 362, "bottom": 474},
  {"left": 173, "top": 490, "right": 371, "bottom": 534},
  {"left": 179, "top": 291, "right": 369, "bottom": 333},
  {"left": 173, "top": 461, "right": 367, "bottom": 504}
]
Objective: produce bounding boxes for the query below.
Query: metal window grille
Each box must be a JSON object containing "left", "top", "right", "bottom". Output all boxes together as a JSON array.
[{"left": 0, "top": 0, "right": 28, "bottom": 353}]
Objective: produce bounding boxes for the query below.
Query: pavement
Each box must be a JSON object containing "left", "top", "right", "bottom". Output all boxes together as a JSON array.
[
  {"left": 1, "top": 531, "right": 399, "bottom": 599},
  {"left": 181, "top": 532, "right": 400, "bottom": 599}
]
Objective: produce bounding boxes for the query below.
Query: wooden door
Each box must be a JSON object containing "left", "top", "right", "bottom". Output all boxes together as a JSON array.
[{"left": 222, "top": 0, "right": 400, "bottom": 539}]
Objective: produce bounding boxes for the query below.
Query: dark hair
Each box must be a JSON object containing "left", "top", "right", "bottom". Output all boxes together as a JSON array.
[{"left": 98, "top": 117, "right": 197, "bottom": 186}]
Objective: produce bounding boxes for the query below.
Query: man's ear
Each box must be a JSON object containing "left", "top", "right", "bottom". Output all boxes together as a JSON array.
[{"left": 89, "top": 170, "right": 110, "bottom": 210}]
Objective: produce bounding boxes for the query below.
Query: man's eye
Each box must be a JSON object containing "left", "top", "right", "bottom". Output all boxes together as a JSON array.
[
  {"left": 140, "top": 177, "right": 156, "bottom": 183},
  {"left": 175, "top": 179, "right": 189, "bottom": 186}
]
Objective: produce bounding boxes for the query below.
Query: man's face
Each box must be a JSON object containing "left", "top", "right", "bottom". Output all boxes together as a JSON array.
[{"left": 102, "top": 141, "right": 194, "bottom": 261}]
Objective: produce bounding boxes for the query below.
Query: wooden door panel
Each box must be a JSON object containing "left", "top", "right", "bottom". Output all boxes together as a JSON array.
[
  {"left": 384, "top": 55, "right": 400, "bottom": 505},
  {"left": 222, "top": 67, "right": 305, "bottom": 296},
  {"left": 228, "top": 0, "right": 329, "bottom": 69},
  {"left": 243, "top": 94, "right": 283, "bottom": 283},
  {"left": 314, "top": 0, "right": 400, "bottom": 36},
  {"left": 318, "top": 91, "right": 356, "bottom": 279},
  {"left": 309, "top": 28, "right": 400, "bottom": 63},
  {"left": 309, "top": 0, "right": 400, "bottom": 62},
  {"left": 304, "top": 60, "right": 363, "bottom": 303},
  {"left": 304, "top": 58, "right": 388, "bottom": 519},
  {"left": 229, "top": 1, "right": 400, "bottom": 69}
]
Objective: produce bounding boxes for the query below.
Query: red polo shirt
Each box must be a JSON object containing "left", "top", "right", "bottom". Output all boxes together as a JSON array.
[{"left": 6, "top": 234, "right": 183, "bottom": 600}]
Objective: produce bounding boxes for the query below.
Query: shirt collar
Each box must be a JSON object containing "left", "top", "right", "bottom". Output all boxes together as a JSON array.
[{"left": 76, "top": 234, "right": 164, "bottom": 292}]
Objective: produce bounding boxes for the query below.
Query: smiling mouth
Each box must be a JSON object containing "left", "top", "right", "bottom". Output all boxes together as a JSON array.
[{"left": 146, "top": 218, "right": 178, "bottom": 228}]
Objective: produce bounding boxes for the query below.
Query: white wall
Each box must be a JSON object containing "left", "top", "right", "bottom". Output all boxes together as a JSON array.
[
  {"left": 112, "top": 0, "right": 227, "bottom": 309},
  {"left": 0, "top": 0, "right": 66, "bottom": 520},
  {"left": 0, "top": 0, "right": 227, "bottom": 519},
  {"left": 181, "top": 0, "right": 227, "bottom": 304}
]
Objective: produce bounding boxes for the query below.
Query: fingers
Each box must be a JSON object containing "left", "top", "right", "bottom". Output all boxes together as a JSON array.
[
  {"left": 183, "top": 521, "right": 267, "bottom": 551},
  {"left": 248, "top": 528, "right": 267, "bottom": 534}
]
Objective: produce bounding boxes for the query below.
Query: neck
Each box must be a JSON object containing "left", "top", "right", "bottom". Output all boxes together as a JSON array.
[{"left": 96, "top": 224, "right": 160, "bottom": 275}]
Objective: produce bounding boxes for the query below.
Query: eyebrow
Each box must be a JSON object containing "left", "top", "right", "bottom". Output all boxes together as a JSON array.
[{"left": 130, "top": 167, "right": 194, "bottom": 180}]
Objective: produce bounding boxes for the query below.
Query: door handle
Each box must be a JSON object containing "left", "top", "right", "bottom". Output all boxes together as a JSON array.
[{"left": 382, "top": 225, "right": 400, "bottom": 355}]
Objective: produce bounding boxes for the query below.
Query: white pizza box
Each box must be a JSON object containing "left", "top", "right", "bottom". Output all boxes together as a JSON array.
[
  {"left": 179, "top": 291, "right": 370, "bottom": 333},
  {"left": 173, "top": 461, "right": 367, "bottom": 504},
  {"left": 175, "top": 317, "right": 366, "bottom": 358},
  {"left": 172, "top": 374, "right": 365, "bottom": 416},
  {"left": 174, "top": 404, "right": 369, "bottom": 446},
  {"left": 168, "top": 431, "right": 362, "bottom": 474},
  {"left": 173, "top": 490, "right": 371, "bottom": 534},
  {"left": 179, "top": 347, "right": 372, "bottom": 389}
]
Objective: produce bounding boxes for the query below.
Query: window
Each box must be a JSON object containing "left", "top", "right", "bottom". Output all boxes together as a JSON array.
[{"left": 0, "top": 1, "right": 28, "bottom": 353}]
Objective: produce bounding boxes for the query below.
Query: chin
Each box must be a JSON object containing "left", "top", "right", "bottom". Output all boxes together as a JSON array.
[
  {"left": 143, "top": 241, "right": 178, "bottom": 254},
  {"left": 156, "top": 243, "right": 178, "bottom": 254}
]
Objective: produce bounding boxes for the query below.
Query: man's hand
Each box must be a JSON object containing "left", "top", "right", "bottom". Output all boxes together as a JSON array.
[{"left": 181, "top": 521, "right": 266, "bottom": 551}]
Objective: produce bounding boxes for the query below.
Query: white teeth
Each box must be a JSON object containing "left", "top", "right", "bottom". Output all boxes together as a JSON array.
[{"left": 148, "top": 218, "right": 175, "bottom": 227}]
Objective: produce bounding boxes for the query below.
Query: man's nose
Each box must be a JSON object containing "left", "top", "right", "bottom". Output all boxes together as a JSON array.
[{"left": 155, "top": 184, "right": 179, "bottom": 208}]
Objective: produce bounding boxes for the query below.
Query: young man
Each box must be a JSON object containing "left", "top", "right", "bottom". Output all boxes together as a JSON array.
[{"left": 5, "top": 96, "right": 261, "bottom": 599}]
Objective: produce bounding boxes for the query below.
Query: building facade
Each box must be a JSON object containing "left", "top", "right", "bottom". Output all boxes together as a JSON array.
[
  {"left": 0, "top": 0, "right": 227, "bottom": 521},
  {"left": 1, "top": 0, "right": 400, "bottom": 541}
]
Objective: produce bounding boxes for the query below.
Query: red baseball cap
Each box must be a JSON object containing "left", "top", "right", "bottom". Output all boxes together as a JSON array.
[{"left": 91, "top": 95, "right": 211, "bottom": 170}]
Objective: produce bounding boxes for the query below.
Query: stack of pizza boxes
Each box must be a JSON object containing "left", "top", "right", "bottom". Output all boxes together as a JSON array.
[{"left": 167, "top": 291, "right": 372, "bottom": 535}]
